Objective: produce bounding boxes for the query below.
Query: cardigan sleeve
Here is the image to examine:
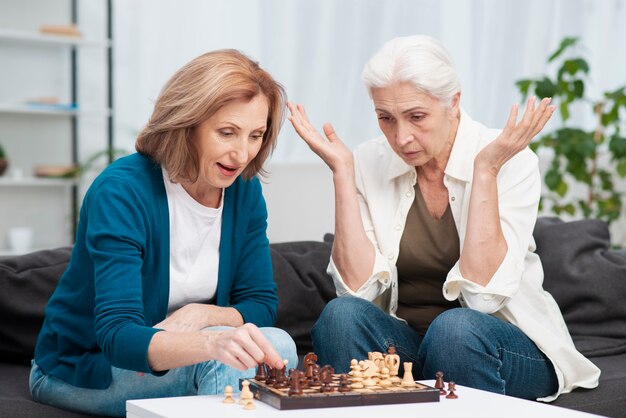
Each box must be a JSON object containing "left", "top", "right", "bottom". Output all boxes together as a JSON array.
[
  {"left": 228, "top": 178, "right": 278, "bottom": 327},
  {"left": 86, "top": 177, "right": 163, "bottom": 374}
]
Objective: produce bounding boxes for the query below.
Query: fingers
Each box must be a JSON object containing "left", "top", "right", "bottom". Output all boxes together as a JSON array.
[
  {"left": 323, "top": 123, "right": 339, "bottom": 142},
  {"left": 505, "top": 103, "right": 519, "bottom": 132},
  {"left": 246, "top": 324, "right": 284, "bottom": 369}
]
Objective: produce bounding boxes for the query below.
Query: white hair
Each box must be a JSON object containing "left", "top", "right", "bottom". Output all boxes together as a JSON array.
[{"left": 361, "top": 35, "right": 461, "bottom": 106}]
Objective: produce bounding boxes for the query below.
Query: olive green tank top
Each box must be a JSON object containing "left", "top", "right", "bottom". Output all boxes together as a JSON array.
[{"left": 396, "top": 182, "right": 461, "bottom": 335}]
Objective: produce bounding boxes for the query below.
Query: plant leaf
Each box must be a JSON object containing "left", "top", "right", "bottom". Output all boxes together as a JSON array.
[{"left": 548, "top": 37, "right": 579, "bottom": 62}]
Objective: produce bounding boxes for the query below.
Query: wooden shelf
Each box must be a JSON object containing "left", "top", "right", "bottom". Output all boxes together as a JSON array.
[
  {"left": 0, "top": 27, "right": 111, "bottom": 47},
  {"left": 0, "top": 177, "right": 77, "bottom": 187}
]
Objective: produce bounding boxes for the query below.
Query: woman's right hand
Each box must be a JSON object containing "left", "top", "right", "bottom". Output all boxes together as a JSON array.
[
  {"left": 288, "top": 102, "right": 353, "bottom": 173},
  {"left": 204, "top": 323, "right": 284, "bottom": 371}
]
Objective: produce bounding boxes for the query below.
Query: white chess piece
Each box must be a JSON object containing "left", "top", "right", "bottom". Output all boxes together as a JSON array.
[
  {"left": 400, "top": 362, "right": 417, "bottom": 387},
  {"left": 222, "top": 385, "right": 235, "bottom": 404},
  {"left": 240, "top": 380, "right": 254, "bottom": 405}
]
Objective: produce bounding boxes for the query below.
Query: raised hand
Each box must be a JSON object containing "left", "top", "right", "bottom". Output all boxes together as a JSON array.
[
  {"left": 288, "top": 102, "right": 353, "bottom": 173},
  {"left": 476, "top": 96, "right": 556, "bottom": 176},
  {"left": 204, "top": 323, "right": 284, "bottom": 371}
]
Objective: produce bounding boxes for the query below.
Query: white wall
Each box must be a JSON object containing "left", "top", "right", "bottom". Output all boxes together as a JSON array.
[
  {"left": 3, "top": 0, "right": 625, "bottom": 248},
  {"left": 109, "top": 0, "right": 626, "bottom": 245},
  {"left": 263, "top": 162, "right": 334, "bottom": 243}
]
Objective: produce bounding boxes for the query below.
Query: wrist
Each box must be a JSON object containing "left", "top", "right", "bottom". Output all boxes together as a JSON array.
[{"left": 473, "top": 157, "right": 500, "bottom": 180}]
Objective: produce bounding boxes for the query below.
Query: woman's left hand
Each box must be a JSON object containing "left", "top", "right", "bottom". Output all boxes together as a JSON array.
[
  {"left": 154, "top": 303, "right": 211, "bottom": 332},
  {"left": 476, "top": 96, "right": 555, "bottom": 177}
]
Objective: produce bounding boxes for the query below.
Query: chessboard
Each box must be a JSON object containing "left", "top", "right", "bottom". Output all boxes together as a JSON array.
[
  {"left": 242, "top": 374, "right": 440, "bottom": 410},
  {"left": 238, "top": 350, "right": 440, "bottom": 410}
]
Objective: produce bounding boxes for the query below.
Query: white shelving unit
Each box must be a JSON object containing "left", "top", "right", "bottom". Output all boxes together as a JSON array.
[{"left": 0, "top": 0, "right": 113, "bottom": 254}]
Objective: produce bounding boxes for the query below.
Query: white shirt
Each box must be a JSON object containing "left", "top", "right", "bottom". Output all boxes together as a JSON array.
[
  {"left": 162, "top": 168, "right": 223, "bottom": 314},
  {"left": 328, "top": 110, "right": 600, "bottom": 401}
]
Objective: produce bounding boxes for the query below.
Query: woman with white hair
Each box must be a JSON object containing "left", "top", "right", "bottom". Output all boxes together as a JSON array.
[{"left": 288, "top": 35, "right": 600, "bottom": 401}]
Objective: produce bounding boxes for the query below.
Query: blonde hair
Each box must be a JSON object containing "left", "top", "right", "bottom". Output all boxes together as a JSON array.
[
  {"left": 362, "top": 35, "right": 461, "bottom": 107},
  {"left": 136, "top": 49, "right": 286, "bottom": 181}
]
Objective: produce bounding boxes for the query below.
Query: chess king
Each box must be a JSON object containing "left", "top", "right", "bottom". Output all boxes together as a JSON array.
[{"left": 288, "top": 34, "right": 600, "bottom": 401}]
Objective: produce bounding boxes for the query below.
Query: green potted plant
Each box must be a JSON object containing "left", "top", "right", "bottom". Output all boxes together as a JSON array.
[
  {"left": 516, "top": 37, "right": 626, "bottom": 224},
  {"left": 0, "top": 143, "right": 7, "bottom": 176}
]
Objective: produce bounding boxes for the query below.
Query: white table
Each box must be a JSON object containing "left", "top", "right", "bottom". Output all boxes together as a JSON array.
[{"left": 127, "top": 380, "right": 605, "bottom": 418}]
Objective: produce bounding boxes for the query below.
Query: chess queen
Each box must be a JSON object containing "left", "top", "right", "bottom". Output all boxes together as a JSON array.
[
  {"left": 288, "top": 35, "right": 600, "bottom": 401},
  {"left": 30, "top": 50, "right": 297, "bottom": 417}
]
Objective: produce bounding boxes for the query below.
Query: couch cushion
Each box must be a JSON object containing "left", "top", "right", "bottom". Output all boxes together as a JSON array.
[
  {"left": 271, "top": 239, "right": 335, "bottom": 354},
  {"left": 0, "top": 247, "right": 72, "bottom": 365},
  {"left": 0, "top": 362, "right": 106, "bottom": 418},
  {"left": 534, "top": 217, "right": 626, "bottom": 357},
  {"left": 550, "top": 353, "right": 626, "bottom": 417}
]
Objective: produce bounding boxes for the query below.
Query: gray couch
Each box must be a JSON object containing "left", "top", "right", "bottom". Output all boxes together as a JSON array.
[{"left": 1, "top": 218, "right": 625, "bottom": 417}]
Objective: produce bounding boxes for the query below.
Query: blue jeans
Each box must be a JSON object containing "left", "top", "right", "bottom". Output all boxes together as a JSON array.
[
  {"left": 30, "top": 327, "right": 297, "bottom": 417},
  {"left": 312, "top": 297, "right": 558, "bottom": 400}
]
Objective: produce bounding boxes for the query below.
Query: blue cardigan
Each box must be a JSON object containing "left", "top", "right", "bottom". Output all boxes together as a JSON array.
[{"left": 34, "top": 153, "right": 278, "bottom": 389}]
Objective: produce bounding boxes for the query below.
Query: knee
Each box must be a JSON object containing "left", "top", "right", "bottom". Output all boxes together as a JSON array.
[
  {"left": 260, "top": 327, "right": 298, "bottom": 368},
  {"left": 423, "top": 308, "right": 486, "bottom": 347},
  {"left": 312, "top": 297, "right": 373, "bottom": 338}
]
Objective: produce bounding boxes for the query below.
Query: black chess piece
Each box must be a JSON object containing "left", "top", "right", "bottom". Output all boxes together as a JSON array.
[
  {"left": 255, "top": 362, "right": 267, "bottom": 381},
  {"left": 435, "top": 371, "right": 446, "bottom": 396},
  {"left": 338, "top": 374, "right": 351, "bottom": 392},
  {"left": 320, "top": 365, "right": 336, "bottom": 392},
  {"left": 266, "top": 366, "right": 278, "bottom": 385},
  {"left": 288, "top": 369, "right": 303, "bottom": 396},
  {"left": 446, "top": 381, "right": 458, "bottom": 399}
]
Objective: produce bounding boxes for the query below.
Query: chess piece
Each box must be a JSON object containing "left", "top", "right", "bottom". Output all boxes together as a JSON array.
[
  {"left": 266, "top": 366, "right": 278, "bottom": 385},
  {"left": 240, "top": 380, "right": 254, "bottom": 405},
  {"left": 310, "top": 364, "right": 322, "bottom": 387},
  {"left": 255, "top": 362, "right": 267, "bottom": 381},
  {"left": 348, "top": 359, "right": 359, "bottom": 376},
  {"left": 361, "top": 360, "right": 379, "bottom": 379},
  {"left": 435, "top": 371, "right": 446, "bottom": 395},
  {"left": 368, "top": 351, "right": 385, "bottom": 372},
  {"left": 362, "top": 376, "right": 378, "bottom": 387},
  {"left": 274, "top": 359, "right": 289, "bottom": 389},
  {"left": 378, "top": 367, "right": 392, "bottom": 387},
  {"left": 304, "top": 352, "right": 318, "bottom": 379},
  {"left": 338, "top": 374, "right": 352, "bottom": 392},
  {"left": 320, "top": 365, "right": 336, "bottom": 392},
  {"left": 222, "top": 385, "right": 235, "bottom": 403},
  {"left": 400, "top": 362, "right": 417, "bottom": 387},
  {"left": 350, "top": 369, "right": 364, "bottom": 389},
  {"left": 385, "top": 346, "right": 401, "bottom": 383},
  {"left": 446, "top": 381, "right": 458, "bottom": 399},
  {"left": 288, "top": 369, "right": 304, "bottom": 396},
  {"left": 243, "top": 398, "right": 255, "bottom": 410}
]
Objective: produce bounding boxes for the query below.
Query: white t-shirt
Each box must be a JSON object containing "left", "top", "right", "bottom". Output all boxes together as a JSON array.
[{"left": 162, "top": 168, "right": 223, "bottom": 314}]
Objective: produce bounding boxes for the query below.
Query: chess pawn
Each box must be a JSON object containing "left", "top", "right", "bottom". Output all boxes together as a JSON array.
[
  {"left": 378, "top": 367, "right": 392, "bottom": 387},
  {"left": 254, "top": 362, "right": 267, "bottom": 381},
  {"left": 222, "top": 385, "right": 235, "bottom": 403},
  {"left": 348, "top": 359, "right": 359, "bottom": 376},
  {"left": 338, "top": 374, "right": 352, "bottom": 393},
  {"left": 240, "top": 380, "right": 254, "bottom": 405},
  {"left": 446, "top": 381, "right": 458, "bottom": 399},
  {"left": 385, "top": 346, "right": 401, "bottom": 383},
  {"left": 435, "top": 371, "right": 446, "bottom": 396},
  {"left": 350, "top": 369, "right": 364, "bottom": 389},
  {"left": 400, "top": 362, "right": 417, "bottom": 387}
]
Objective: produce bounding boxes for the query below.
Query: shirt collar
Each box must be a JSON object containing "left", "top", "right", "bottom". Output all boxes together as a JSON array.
[{"left": 385, "top": 109, "right": 479, "bottom": 183}]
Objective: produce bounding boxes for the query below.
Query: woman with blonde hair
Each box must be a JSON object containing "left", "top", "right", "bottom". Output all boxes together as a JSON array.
[{"left": 30, "top": 49, "right": 297, "bottom": 417}]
